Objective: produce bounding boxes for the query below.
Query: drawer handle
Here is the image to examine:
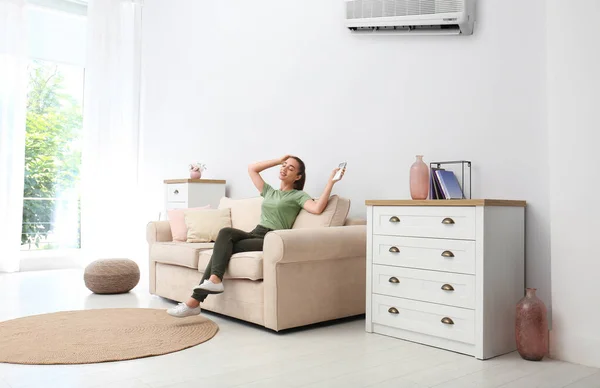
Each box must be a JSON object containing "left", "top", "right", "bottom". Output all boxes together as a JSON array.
[
  {"left": 388, "top": 277, "right": 400, "bottom": 284},
  {"left": 441, "top": 250, "right": 455, "bottom": 258},
  {"left": 389, "top": 216, "right": 400, "bottom": 223},
  {"left": 389, "top": 246, "right": 400, "bottom": 253},
  {"left": 441, "top": 284, "right": 455, "bottom": 291},
  {"left": 441, "top": 217, "right": 455, "bottom": 225},
  {"left": 388, "top": 307, "right": 399, "bottom": 314},
  {"left": 174, "top": 189, "right": 179, "bottom": 194},
  {"left": 441, "top": 317, "right": 454, "bottom": 325}
]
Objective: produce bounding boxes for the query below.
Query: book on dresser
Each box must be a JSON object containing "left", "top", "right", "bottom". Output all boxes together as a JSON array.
[
  {"left": 365, "top": 199, "right": 526, "bottom": 360},
  {"left": 430, "top": 169, "right": 464, "bottom": 200}
]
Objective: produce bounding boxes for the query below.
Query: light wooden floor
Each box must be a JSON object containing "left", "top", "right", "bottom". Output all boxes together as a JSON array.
[{"left": 1, "top": 269, "right": 599, "bottom": 388}]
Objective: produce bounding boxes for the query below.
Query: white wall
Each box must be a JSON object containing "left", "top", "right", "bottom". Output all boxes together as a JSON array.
[
  {"left": 139, "top": 1, "right": 551, "bottom": 313},
  {"left": 547, "top": 0, "right": 600, "bottom": 368}
]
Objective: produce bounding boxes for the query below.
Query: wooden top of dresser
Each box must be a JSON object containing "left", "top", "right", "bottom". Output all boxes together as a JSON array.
[
  {"left": 365, "top": 199, "right": 526, "bottom": 207},
  {"left": 164, "top": 179, "right": 226, "bottom": 184}
]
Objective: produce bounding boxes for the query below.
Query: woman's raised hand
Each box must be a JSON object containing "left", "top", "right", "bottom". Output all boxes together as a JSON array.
[{"left": 329, "top": 167, "right": 345, "bottom": 184}]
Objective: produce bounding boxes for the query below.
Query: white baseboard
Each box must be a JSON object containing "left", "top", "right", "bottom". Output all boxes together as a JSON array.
[{"left": 20, "top": 250, "right": 84, "bottom": 272}]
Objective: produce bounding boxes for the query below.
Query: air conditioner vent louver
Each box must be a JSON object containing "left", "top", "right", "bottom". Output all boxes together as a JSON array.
[
  {"left": 345, "top": 0, "right": 474, "bottom": 36},
  {"left": 346, "top": 0, "right": 464, "bottom": 19}
]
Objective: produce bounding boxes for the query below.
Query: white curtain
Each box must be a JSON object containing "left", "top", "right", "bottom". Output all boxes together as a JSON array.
[
  {"left": 0, "top": 0, "right": 27, "bottom": 273},
  {"left": 80, "top": 0, "right": 143, "bottom": 262}
]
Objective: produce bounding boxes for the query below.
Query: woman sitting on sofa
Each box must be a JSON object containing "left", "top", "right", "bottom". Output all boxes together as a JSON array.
[{"left": 167, "top": 155, "right": 345, "bottom": 317}]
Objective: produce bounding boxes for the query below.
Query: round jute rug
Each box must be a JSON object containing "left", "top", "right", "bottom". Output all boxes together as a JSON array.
[{"left": 0, "top": 308, "right": 219, "bottom": 365}]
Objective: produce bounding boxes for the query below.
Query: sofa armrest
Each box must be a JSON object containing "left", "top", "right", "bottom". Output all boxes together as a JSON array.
[
  {"left": 263, "top": 225, "right": 366, "bottom": 265},
  {"left": 345, "top": 217, "right": 366, "bottom": 226},
  {"left": 262, "top": 225, "right": 366, "bottom": 331},
  {"left": 146, "top": 221, "right": 173, "bottom": 245},
  {"left": 147, "top": 221, "right": 172, "bottom": 295}
]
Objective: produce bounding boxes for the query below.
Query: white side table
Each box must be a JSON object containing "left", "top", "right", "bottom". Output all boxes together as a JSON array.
[{"left": 163, "top": 179, "right": 226, "bottom": 219}]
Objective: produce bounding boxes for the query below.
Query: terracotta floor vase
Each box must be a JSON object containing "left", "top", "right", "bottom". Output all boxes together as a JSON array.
[{"left": 515, "top": 288, "right": 548, "bottom": 361}]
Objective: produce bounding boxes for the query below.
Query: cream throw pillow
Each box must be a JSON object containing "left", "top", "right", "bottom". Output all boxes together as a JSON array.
[
  {"left": 218, "top": 196, "right": 263, "bottom": 232},
  {"left": 168, "top": 205, "right": 211, "bottom": 242},
  {"left": 185, "top": 208, "right": 232, "bottom": 243}
]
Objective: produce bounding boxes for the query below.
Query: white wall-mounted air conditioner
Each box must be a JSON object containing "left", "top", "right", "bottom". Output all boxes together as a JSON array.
[{"left": 345, "top": 0, "right": 476, "bottom": 35}]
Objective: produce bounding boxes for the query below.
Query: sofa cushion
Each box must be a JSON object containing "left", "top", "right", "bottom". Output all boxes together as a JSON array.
[
  {"left": 167, "top": 205, "right": 211, "bottom": 242},
  {"left": 292, "top": 195, "right": 351, "bottom": 229},
  {"left": 151, "top": 242, "right": 215, "bottom": 269},
  {"left": 185, "top": 208, "right": 232, "bottom": 242},
  {"left": 218, "top": 196, "right": 263, "bottom": 232},
  {"left": 198, "top": 249, "right": 263, "bottom": 280}
]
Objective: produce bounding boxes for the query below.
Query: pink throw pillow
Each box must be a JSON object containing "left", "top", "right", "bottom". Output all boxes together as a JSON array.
[{"left": 168, "top": 205, "right": 211, "bottom": 242}]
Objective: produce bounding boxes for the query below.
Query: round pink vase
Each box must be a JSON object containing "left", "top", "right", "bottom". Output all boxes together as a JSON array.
[
  {"left": 515, "top": 288, "right": 548, "bottom": 361},
  {"left": 190, "top": 171, "right": 201, "bottom": 179},
  {"left": 410, "top": 155, "right": 430, "bottom": 200}
]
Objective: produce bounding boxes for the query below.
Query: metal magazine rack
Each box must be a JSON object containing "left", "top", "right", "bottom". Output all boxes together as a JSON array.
[{"left": 429, "top": 160, "right": 472, "bottom": 200}]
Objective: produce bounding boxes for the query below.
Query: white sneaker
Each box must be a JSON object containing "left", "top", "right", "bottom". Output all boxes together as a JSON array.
[
  {"left": 192, "top": 279, "right": 210, "bottom": 294},
  {"left": 194, "top": 279, "right": 224, "bottom": 294},
  {"left": 167, "top": 302, "right": 201, "bottom": 318}
]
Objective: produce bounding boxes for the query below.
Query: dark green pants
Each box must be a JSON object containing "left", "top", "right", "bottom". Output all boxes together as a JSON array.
[{"left": 192, "top": 225, "right": 271, "bottom": 302}]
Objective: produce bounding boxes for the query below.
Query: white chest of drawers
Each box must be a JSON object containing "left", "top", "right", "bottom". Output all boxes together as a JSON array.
[
  {"left": 163, "top": 179, "right": 226, "bottom": 217},
  {"left": 365, "top": 199, "right": 526, "bottom": 360}
]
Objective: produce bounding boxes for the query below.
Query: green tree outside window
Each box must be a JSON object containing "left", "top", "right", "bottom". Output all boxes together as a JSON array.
[{"left": 22, "top": 60, "right": 83, "bottom": 250}]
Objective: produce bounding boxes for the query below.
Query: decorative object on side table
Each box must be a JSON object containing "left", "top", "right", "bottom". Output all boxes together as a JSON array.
[
  {"left": 515, "top": 288, "right": 548, "bottom": 361},
  {"left": 189, "top": 162, "right": 207, "bottom": 179},
  {"left": 409, "top": 155, "right": 430, "bottom": 200}
]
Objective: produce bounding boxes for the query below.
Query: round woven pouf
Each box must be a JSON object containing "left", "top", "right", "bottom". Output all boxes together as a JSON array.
[{"left": 84, "top": 259, "right": 140, "bottom": 294}]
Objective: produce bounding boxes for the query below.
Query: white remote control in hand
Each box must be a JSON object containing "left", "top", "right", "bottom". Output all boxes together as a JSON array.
[{"left": 333, "top": 162, "right": 347, "bottom": 181}]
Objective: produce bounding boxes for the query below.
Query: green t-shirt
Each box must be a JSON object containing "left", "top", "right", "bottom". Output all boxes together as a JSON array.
[{"left": 259, "top": 183, "right": 312, "bottom": 230}]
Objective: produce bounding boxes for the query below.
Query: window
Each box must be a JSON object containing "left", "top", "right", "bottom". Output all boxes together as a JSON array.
[
  {"left": 21, "top": 4, "right": 86, "bottom": 253},
  {"left": 21, "top": 59, "right": 84, "bottom": 251}
]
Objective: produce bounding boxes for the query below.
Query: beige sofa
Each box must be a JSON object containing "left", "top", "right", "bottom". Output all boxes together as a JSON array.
[{"left": 146, "top": 195, "right": 366, "bottom": 331}]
